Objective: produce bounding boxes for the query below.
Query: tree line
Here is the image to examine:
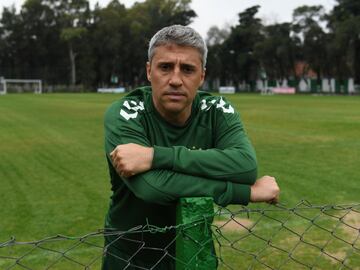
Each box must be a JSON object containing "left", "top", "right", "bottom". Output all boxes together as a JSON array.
[{"left": 0, "top": 0, "right": 359, "bottom": 91}]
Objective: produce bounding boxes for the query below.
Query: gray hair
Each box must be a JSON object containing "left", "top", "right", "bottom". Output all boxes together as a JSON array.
[{"left": 148, "top": 25, "right": 208, "bottom": 69}]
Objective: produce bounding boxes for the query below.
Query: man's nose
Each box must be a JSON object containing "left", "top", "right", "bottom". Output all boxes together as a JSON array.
[{"left": 169, "top": 68, "right": 183, "bottom": 88}]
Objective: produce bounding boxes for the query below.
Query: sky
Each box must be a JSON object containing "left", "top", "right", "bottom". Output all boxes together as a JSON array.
[{"left": 0, "top": 0, "right": 337, "bottom": 38}]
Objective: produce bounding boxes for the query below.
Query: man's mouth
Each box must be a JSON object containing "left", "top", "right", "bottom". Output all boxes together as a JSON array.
[{"left": 164, "top": 91, "right": 186, "bottom": 101}]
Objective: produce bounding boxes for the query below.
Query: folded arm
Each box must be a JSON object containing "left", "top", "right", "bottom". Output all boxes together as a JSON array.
[
  {"left": 120, "top": 165, "right": 251, "bottom": 206},
  {"left": 152, "top": 100, "right": 257, "bottom": 184},
  {"left": 105, "top": 99, "right": 279, "bottom": 205},
  {"left": 110, "top": 104, "right": 257, "bottom": 185}
]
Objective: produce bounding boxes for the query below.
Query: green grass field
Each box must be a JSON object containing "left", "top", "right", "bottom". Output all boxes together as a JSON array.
[{"left": 0, "top": 93, "right": 359, "bottom": 269}]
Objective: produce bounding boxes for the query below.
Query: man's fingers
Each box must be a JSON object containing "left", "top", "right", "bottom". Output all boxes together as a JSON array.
[
  {"left": 268, "top": 193, "right": 280, "bottom": 205},
  {"left": 267, "top": 197, "right": 279, "bottom": 205},
  {"left": 250, "top": 175, "right": 281, "bottom": 203},
  {"left": 110, "top": 147, "right": 129, "bottom": 177},
  {"left": 118, "top": 170, "right": 135, "bottom": 178},
  {"left": 109, "top": 143, "right": 153, "bottom": 178}
]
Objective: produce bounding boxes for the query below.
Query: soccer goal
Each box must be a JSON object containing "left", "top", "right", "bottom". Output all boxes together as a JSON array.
[{"left": 0, "top": 78, "right": 42, "bottom": 94}]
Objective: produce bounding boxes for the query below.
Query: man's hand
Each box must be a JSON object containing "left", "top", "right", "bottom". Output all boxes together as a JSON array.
[
  {"left": 250, "top": 176, "right": 280, "bottom": 204},
  {"left": 110, "top": 143, "right": 154, "bottom": 178}
]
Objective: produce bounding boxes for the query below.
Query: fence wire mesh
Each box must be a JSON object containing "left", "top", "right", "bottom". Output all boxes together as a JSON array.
[{"left": 0, "top": 200, "right": 359, "bottom": 270}]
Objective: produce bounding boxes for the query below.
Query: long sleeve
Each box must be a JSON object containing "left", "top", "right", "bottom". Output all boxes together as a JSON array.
[
  {"left": 104, "top": 97, "right": 252, "bottom": 206},
  {"left": 122, "top": 167, "right": 251, "bottom": 206},
  {"left": 152, "top": 96, "right": 257, "bottom": 185}
]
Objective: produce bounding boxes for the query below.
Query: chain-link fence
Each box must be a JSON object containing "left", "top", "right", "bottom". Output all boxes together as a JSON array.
[{"left": 1, "top": 200, "right": 359, "bottom": 269}]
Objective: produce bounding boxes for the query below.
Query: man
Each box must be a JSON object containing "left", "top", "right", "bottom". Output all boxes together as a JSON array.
[{"left": 102, "top": 25, "right": 280, "bottom": 269}]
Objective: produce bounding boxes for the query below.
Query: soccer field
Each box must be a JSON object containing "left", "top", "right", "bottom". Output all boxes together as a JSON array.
[{"left": 0, "top": 93, "right": 359, "bottom": 267}]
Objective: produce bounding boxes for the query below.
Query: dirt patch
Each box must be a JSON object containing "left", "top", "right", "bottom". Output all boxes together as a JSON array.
[
  {"left": 341, "top": 210, "right": 360, "bottom": 236},
  {"left": 214, "top": 217, "right": 253, "bottom": 231},
  {"left": 322, "top": 209, "right": 360, "bottom": 268}
]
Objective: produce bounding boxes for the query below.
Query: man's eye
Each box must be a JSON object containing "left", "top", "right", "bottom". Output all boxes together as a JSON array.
[
  {"left": 182, "top": 65, "right": 195, "bottom": 74},
  {"left": 159, "top": 64, "right": 171, "bottom": 71}
]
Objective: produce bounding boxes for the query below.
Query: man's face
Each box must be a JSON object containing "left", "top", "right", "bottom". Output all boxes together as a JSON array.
[{"left": 146, "top": 44, "right": 205, "bottom": 125}]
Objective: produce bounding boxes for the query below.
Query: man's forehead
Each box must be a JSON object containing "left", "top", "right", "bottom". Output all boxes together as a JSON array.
[{"left": 152, "top": 44, "right": 202, "bottom": 63}]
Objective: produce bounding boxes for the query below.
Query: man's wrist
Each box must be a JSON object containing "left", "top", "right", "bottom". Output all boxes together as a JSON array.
[
  {"left": 232, "top": 184, "right": 251, "bottom": 205},
  {"left": 147, "top": 146, "right": 155, "bottom": 169},
  {"left": 152, "top": 145, "right": 174, "bottom": 169}
]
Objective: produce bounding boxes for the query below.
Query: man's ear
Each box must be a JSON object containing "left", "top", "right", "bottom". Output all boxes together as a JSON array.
[{"left": 146, "top": 62, "right": 151, "bottom": 82}]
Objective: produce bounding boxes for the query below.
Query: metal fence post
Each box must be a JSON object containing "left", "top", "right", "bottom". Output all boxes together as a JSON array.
[{"left": 176, "top": 197, "right": 217, "bottom": 270}]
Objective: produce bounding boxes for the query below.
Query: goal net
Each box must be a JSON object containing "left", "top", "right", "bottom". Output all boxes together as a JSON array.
[{"left": 0, "top": 78, "right": 42, "bottom": 94}]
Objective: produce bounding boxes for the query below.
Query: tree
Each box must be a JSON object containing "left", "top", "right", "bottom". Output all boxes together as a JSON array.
[
  {"left": 254, "top": 23, "right": 299, "bottom": 81},
  {"left": 0, "top": 0, "right": 92, "bottom": 86},
  {"left": 222, "top": 5, "right": 263, "bottom": 90},
  {"left": 292, "top": 5, "right": 329, "bottom": 81},
  {"left": 60, "top": 26, "right": 87, "bottom": 85},
  {"left": 205, "top": 26, "right": 230, "bottom": 90},
  {"left": 206, "top": 25, "right": 229, "bottom": 47},
  {"left": 0, "top": 1, "right": 63, "bottom": 81},
  {"left": 327, "top": 0, "right": 360, "bottom": 81},
  {"left": 0, "top": 6, "right": 22, "bottom": 78},
  {"left": 50, "top": 0, "right": 91, "bottom": 86},
  {"left": 91, "top": 0, "right": 128, "bottom": 87}
]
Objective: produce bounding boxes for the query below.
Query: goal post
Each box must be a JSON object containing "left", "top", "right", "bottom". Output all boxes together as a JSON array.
[{"left": 0, "top": 78, "right": 42, "bottom": 94}]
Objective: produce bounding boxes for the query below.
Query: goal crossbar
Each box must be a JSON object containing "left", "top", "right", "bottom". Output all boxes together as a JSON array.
[{"left": 0, "top": 78, "right": 42, "bottom": 94}]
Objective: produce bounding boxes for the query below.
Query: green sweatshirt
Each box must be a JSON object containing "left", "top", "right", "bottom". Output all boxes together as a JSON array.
[{"left": 102, "top": 86, "right": 257, "bottom": 269}]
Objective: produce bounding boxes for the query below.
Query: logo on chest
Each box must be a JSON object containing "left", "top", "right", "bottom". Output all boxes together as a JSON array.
[{"left": 120, "top": 100, "right": 144, "bottom": 120}]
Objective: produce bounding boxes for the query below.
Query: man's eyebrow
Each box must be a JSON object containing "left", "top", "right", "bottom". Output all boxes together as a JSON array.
[
  {"left": 156, "top": 61, "right": 174, "bottom": 65},
  {"left": 180, "top": 63, "right": 196, "bottom": 68},
  {"left": 155, "top": 61, "right": 198, "bottom": 69}
]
